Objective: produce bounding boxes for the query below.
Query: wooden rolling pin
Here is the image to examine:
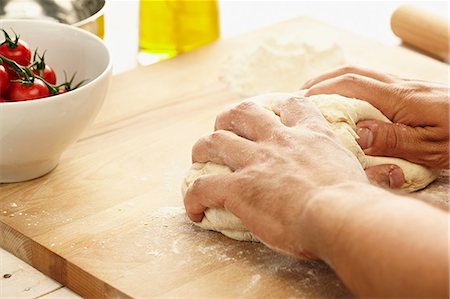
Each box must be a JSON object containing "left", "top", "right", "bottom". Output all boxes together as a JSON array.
[{"left": 391, "top": 5, "right": 449, "bottom": 62}]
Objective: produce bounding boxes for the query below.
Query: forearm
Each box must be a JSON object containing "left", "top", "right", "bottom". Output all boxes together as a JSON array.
[{"left": 301, "top": 182, "right": 449, "bottom": 297}]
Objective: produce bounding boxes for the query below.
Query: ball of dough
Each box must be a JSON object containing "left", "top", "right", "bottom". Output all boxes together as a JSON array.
[
  {"left": 182, "top": 92, "right": 440, "bottom": 241},
  {"left": 181, "top": 162, "right": 258, "bottom": 241}
]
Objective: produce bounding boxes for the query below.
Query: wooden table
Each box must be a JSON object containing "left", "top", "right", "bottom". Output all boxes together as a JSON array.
[{"left": 1, "top": 17, "right": 448, "bottom": 298}]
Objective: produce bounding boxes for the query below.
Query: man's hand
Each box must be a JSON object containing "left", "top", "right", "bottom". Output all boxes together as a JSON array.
[
  {"left": 184, "top": 92, "right": 449, "bottom": 298},
  {"left": 303, "top": 66, "right": 449, "bottom": 187},
  {"left": 184, "top": 97, "right": 368, "bottom": 258}
]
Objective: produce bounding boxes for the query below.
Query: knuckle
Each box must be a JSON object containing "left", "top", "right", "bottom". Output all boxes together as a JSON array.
[
  {"left": 285, "top": 96, "right": 302, "bottom": 105},
  {"left": 209, "top": 130, "right": 227, "bottom": 142},
  {"left": 286, "top": 96, "right": 309, "bottom": 109},
  {"left": 203, "top": 131, "right": 226, "bottom": 150},
  {"left": 383, "top": 125, "right": 400, "bottom": 151},
  {"left": 192, "top": 136, "right": 207, "bottom": 155},
  {"left": 381, "top": 123, "right": 420, "bottom": 158},
  {"left": 281, "top": 96, "right": 305, "bottom": 112},
  {"left": 217, "top": 102, "right": 256, "bottom": 127},
  {"left": 402, "top": 81, "right": 433, "bottom": 93},
  {"left": 224, "top": 101, "right": 255, "bottom": 120},
  {"left": 235, "top": 101, "right": 256, "bottom": 112},
  {"left": 339, "top": 73, "right": 363, "bottom": 83},
  {"left": 339, "top": 65, "right": 359, "bottom": 74},
  {"left": 189, "top": 176, "right": 207, "bottom": 195}
]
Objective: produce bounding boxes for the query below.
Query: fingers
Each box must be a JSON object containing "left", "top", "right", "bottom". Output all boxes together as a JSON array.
[
  {"left": 357, "top": 120, "right": 446, "bottom": 168},
  {"left": 305, "top": 73, "right": 398, "bottom": 120},
  {"left": 192, "top": 130, "right": 257, "bottom": 171},
  {"left": 184, "top": 173, "right": 237, "bottom": 222},
  {"left": 215, "top": 101, "right": 282, "bottom": 141},
  {"left": 365, "top": 164, "right": 405, "bottom": 189},
  {"left": 270, "top": 96, "right": 329, "bottom": 129},
  {"left": 302, "top": 66, "right": 397, "bottom": 89}
]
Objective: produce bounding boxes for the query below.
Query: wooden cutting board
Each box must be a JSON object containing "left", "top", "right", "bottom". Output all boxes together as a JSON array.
[{"left": 0, "top": 17, "right": 448, "bottom": 298}]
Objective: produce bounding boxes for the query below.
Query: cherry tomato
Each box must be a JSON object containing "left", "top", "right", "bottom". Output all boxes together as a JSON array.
[
  {"left": 8, "top": 79, "right": 50, "bottom": 101},
  {"left": 0, "top": 97, "right": 8, "bottom": 102},
  {"left": 0, "top": 39, "right": 31, "bottom": 66},
  {"left": 32, "top": 64, "right": 57, "bottom": 85},
  {"left": 0, "top": 64, "right": 9, "bottom": 97}
]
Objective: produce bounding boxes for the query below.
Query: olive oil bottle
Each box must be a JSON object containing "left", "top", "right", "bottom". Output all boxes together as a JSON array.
[{"left": 139, "top": 0, "right": 220, "bottom": 61}]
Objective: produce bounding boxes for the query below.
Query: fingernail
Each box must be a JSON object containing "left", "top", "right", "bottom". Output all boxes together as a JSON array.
[
  {"left": 357, "top": 128, "right": 373, "bottom": 149},
  {"left": 389, "top": 167, "right": 404, "bottom": 189}
]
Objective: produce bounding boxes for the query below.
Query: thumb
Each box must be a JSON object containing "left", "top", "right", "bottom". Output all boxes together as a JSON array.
[
  {"left": 356, "top": 120, "right": 424, "bottom": 162},
  {"left": 364, "top": 164, "right": 405, "bottom": 189}
]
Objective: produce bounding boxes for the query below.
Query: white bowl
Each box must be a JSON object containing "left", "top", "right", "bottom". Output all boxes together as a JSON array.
[{"left": 0, "top": 20, "right": 112, "bottom": 183}]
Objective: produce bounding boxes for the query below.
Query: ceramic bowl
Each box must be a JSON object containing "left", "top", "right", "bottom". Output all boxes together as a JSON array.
[{"left": 0, "top": 19, "right": 112, "bottom": 183}]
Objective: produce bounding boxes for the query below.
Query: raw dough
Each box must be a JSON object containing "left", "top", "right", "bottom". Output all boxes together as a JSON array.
[
  {"left": 182, "top": 162, "right": 259, "bottom": 241},
  {"left": 182, "top": 92, "right": 440, "bottom": 241}
]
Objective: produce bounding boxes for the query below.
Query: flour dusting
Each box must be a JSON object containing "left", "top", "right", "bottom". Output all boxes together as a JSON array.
[
  {"left": 149, "top": 206, "right": 185, "bottom": 218},
  {"left": 242, "top": 274, "right": 262, "bottom": 294},
  {"left": 220, "top": 36, "right": 346, "bottom": 97}
]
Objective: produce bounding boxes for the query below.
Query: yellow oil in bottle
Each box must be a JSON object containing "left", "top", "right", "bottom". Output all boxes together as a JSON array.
[{"left": 139, "top": 0, "right": 220, "bottom": 61}]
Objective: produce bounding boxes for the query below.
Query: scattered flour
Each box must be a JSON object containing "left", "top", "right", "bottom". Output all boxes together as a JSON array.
[
  {"left": 242, "top": 274, "right": 262, "bottom": 294},
  {"left": 146, "top": 250, "right": 164, "bottom": 257},
  {"left": 149, "top": 207, "right": 185, "bottom": 218},
  {"left": 171, "top": 239, "right": 181, "bottom": 254},
  {"left": 220, "top": 35, "right": 346, "bottom": 97}
]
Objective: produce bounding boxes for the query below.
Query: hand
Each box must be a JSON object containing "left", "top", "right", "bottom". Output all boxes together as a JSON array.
[
  {"left": 184, "top": 97, "right": 368, "bottom": 258},
  {"left": 303, "top": 66, "right": 449, "bottom": 187}
]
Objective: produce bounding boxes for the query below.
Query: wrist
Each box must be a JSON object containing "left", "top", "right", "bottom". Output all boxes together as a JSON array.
[{"left": 298, "top": 181, "right": 379, "bottom": 265}]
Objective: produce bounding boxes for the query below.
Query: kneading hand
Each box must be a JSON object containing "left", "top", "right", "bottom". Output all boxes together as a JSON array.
[
  {"left": 303, "top": 66, "right": 449, "bottom": 187},
  {"left": 184, "top": 97, "right": 368, "bottom": 258}
]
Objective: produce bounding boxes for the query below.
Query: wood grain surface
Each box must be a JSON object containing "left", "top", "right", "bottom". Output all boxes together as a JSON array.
[{"left": 0, "top": 17, "right": 448, "bottom": 298}]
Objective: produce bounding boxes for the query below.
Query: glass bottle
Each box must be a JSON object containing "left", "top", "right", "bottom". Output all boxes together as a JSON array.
[{"left": 139, "top": 0, "right": 220, "bottom": 63}]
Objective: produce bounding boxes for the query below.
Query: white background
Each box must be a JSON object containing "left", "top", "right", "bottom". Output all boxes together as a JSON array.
[{"left": 103, "top": 1, "right": 449, "bottom": 74}]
